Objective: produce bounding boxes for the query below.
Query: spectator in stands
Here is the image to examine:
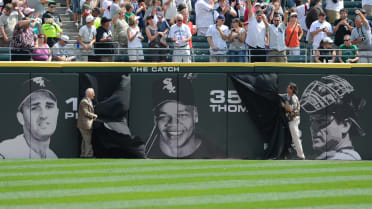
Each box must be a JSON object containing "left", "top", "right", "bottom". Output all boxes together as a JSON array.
[
  {"left": 360, "top": 9, "right": 372, "bottom": 33},
  {"left": 0, "top": 4, "right": 13, "bottom": 47},
  {"left": 246, "top": 2, "right": 268, "bottom": 62},
  {"left": 339, "top": 34, "right": 359, "bottom": 63},
  {"left": 144, "top": 0, "right": 162, "bottom": 22},
  {"left": 244, "top": 2, "right": 261, "bottom": 22},
  {"left": 286, "top": 12, "right": 303, "bottom": 56},
  {"left": 133, "top": 0, "right": 146, "bottom": 29},
  {"left": 207, "top": 14, "right": 229, "bottom": 62},
  {"left": 169, "top": 14, "right": 192, "bottom": 62},
  {"left": 305, "top": 0, "right": 324, "bottom": 42},
  {"left": 146, "top": 15, "right": 162, "bottom": 62},
  {"left": 325, "top": 0, "right": 343, "bottom": 24},
  {"left": 27, "top": 0, "right": 49, "bottom": 17},
  {"left": 362, "top": 0, "right": 372, "bottom": 16},
  {"left": 125, "top": 2, "right": 136, "bottom": 23},
  {"left": 195, "top": 0, "right": 216, "bottom": 36},
  {"left": 24, "top": 7, "right": 43, "bottom": 35},
  {"left": 296, "top": 0, "right": 310, "bottom": 38},
  {"left": 228, "top": 18, "right": 245, "bottom": 62},
  {"left": 157, "top": 9, "right": 170, "bottom": 49},
  {"left": 102, "top": 0, "right": 112, "bottom": 19},
  {"left": 52, "top": 35, "right": 76, "bottom": 61},
  {"left": 216, "top": 0, "right": 237, "bottom": 27},
  {"left": 42, "top": 1, "right": 62, "bottom": 27},
  {"left": 72, "top": 0, "right": 81, "bottom": 28},
  {"left": 180, "top": 7, "right": 196, "bottom": 58},
  {"left": 66, "top": 0, "right": 73, "bottom": 15},
  {"left": 109, "top": 0, "right": 121, "bottom": 19},
  {"left": 351, "top": 10, "right": 372, "bottom": 63},
  {"left": 32, "top": 33, "right": 51, "bottom": 61},
  {"left": 113, "top": 8, "right": 128, "bottom": 58},
  {"left": 9, "top": 0, "right": 23, "bottom": 35},
  {"left": 78, "top": 15, "right": 96, "bottom": 61},
  {"left": 333, "top": 8, "right": 353, "bottom": 48},
  {"left": 268, "top": 0, "right": 283, "bottom": 24},
  {"left": 42, "top": 14, "right": 63, "bottom": 47},
  {"left": 92, "top": 7, "right": 101, "bottom": 29},
  {"left": 264, "top": 12, "right": 288, "bottom": 62},
  {"left": 127, "top": 15, "right": 144, "bottom": 61},
  {"left": 309, "top": 12, "right": 333, "bottom": 49},
  {"left": 95, "top": 17, "right": 114, "bottom": 62},
  {"left": 81, "top": 0, "right": 98, "bottom": 18},
  {"left": 314, "top": 37, "right": 336, "bottom": 63},
  {"left": 163, "top": 0, "right": 177, "bottom": 24},
  {"left": 10, "top": 18, "right": 38, "bottom": 61}
]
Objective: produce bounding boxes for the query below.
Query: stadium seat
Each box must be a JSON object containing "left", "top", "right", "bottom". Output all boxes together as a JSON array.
[{"left": 0, "top": 47, "right": 10, "bottom": 61}]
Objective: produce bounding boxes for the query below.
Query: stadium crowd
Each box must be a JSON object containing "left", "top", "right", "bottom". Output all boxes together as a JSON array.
[{"left": 0, "top": 0, "right": 371, "bottom": 62}]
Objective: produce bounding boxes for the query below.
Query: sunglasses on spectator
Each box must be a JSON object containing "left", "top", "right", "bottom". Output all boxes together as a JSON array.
[
  {"left": 49, "top": 6, "right": 56, "bottom": 8},
  {"left": 38, "top": 36, "right": 45, "bottom": 39},
  {"left": 177, "top": 19, "right": 183, "bottom": 22},
  {"left": 344, "top": 39, "right": 350, "bottom": 41},
  {"left": 273, "top": 20, "right": 280, "bottom": 22}
]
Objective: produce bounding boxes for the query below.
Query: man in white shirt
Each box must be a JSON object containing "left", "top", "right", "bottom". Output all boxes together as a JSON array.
[
  {"left": 169, "top": 14, "right": 192, "bottom": 62},
  {"left": 310, "top": 12, "right": 333, "bottom": 49},
  {"left": 0, "top": 4, "right": 13, "bottom": 47},
  {"left": 362, "top": 0, "right": 372, "bottom": 16},
  {"left": 195, "top": 0, "right": 216, "bottom": 36},
  {"left": 351, "top": 10, "right": 372, "bottom": 63},
  {"left": 78, "top": 15, "right": 97, "bottom": 61},
  {"left": 206, "top": 14, "right": 229, "bottom": 62},
  {"left": 264, "top": 12, "right": 288, "bottom": 62},
  {"left": 52, "top": 35, "right": 76, "bottom": 61},
  {"left": 325, "top": 0, "right": 343, "bottom": 24},
  {"left": 245, "top": 3, "right": 268, "bottom": 62},
  {"left": 296, "top": 0, "right": 310, "bottom": 33}
]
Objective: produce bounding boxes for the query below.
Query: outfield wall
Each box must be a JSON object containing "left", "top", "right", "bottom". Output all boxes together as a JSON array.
[{"left": 0, "top": 62, "right": 371, "bottom": 160}]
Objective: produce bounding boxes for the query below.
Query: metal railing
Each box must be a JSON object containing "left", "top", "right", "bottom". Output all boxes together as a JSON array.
[{"left": 2, "top": 46, "right": 372, "bottom": 63}]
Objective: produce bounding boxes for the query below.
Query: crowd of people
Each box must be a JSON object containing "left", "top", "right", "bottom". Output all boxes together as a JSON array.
[{"left": 0, "top": 0, "right": 371, "bottom": 62}]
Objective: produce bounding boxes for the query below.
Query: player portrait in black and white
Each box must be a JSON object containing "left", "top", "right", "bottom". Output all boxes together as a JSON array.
[
  {"left": 300, "top": 75, "right": 366, "bottom": 160},
  {"left": 0, "top": 77, "right": 59, "bottom": 159},
  {"left": 145, "top": 76, "right": 223, "bottom": 159}
]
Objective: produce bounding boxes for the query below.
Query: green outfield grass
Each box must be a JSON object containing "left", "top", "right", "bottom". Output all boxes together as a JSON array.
[{"left": 1, "top": 159, "right": 372, "bottom": 209}]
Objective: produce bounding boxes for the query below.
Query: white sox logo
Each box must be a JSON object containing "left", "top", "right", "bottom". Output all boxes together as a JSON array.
[
  {"left": 163, "top": 78, "right": 176, "bottom": 94},
  {"left": 32, "top": 77, "right": 46, "bottom": 87}
]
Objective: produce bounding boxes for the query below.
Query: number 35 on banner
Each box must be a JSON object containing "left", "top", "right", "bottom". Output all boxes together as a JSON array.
[
  {"left": 209, "top": 90, "right": 247, "bottom": 113},
  {"left": 65, "top": 97, "right": 79, "bottom": 119}
]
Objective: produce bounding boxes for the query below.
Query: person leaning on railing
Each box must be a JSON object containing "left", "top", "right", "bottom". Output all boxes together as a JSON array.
[
  {"left": 314, "top": 37, "right": 337, "bottom": 63},
  {"left": 338, "top": 34, "right": 359, "bottom": 63},
  {"left": 169, "top": 14, "right": 192, "bottom": 62},
  {"left": 285, "top": 12, "right": 303, "bottom": 57},
  {"left": 52, "top": 35, "right": 76, "bottom": 61},
  {"left": 228, "top": 18, "right": 245, "bottom": 62},
  {"left": 10, "top": 18, "right": 38, "bottom": 61},
  {"left": 145, "top": 15, "right": 163, "bottom": 62},
  {"left": 32, "top": 33, "right": 52, "bottom": 61},
  {"left": 127, "top": 15, "right": 144, "bottom": 62}
]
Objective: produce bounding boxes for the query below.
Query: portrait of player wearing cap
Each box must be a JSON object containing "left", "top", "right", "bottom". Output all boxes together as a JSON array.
[
  {"left": 0, "top": 77, "right": 59, "bottom": 159},
  {"left": 300, "top": 75, "right": 366, "bottom": 160},
  {"left": 145, "top": 76, "right": 222, "bottom": 158}
]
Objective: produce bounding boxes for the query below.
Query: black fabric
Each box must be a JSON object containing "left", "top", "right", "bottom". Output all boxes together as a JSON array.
[
  {"left": 318, "top": 46, "right": 334, "bottom": 63},
  {"left": 79, "top": 73, "right": 145, "bottom": 158},
  {"left": 305, "top": 5, "right": 324, "bottom": 30},
  {"left": 230, "top": 73, "right": 292, "bottom": 159},
  {"left": 11, "top": 49, "right": 32, "bottom": 61},
  {"left": 334, "top": 18, "right": 354, "bottom": 46},
  {"left": 250, "top": 46, "right": 266, "bottom": 62},
  {"left": 95, "top": 26, "right": 115, "bottom": 55}
]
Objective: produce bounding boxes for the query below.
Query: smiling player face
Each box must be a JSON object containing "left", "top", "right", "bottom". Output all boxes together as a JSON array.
[{"left": 156, "top": 101, "right": 197, "bottom": 148}]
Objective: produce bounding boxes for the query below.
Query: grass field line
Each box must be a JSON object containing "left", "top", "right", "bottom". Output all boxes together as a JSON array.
[
  {"left": 0, "top": 160, "right": 367, "bottom": 177},
  {"left": 1, "top": 175, "right": 372, "bottom": 201},
  {"left": 274, "top": 203, "right": 372, "bottom": 209},
  {"left": 1, "top": 188, "right": 371, "bottom": 209},
  {"left": 0, "top": 159, "right": 351, "bottom": 171},
  {"left": 1, "top": 165, "right": 372, "bottom": 188}
]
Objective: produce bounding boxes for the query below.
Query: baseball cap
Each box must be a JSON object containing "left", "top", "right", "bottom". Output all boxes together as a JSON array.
[
  {"left": 290, "top": 12, "right": 298, "bottom": 17},
  {"left": 18, "top": 77, "right": 57, "bottom": 112},
  {"left": 93, "top": 7, "right": 100, "bottom": 13},
  {"left": 86, "top": 15, "right": 94, "bottom": 23},
  {"left": 152, "top": 76, "right": 195, "bottom": 110},
  {"left": 322, "top": 37, "right": 334, "bottom": 44},
  {"left": 48, "top": 1, "right": 56, "bottom": 6},
  {"left": 254, "top": 2, "right": 261, "bottom": 7},
  {"left": 217, "top": 14, "right": 225, "bottom": 20},
  {"left": 23, "top": 7, "right": 35, "bottom": 15},
  {"left": 61, "top": 35, "right": 69, "bottom": 42},
  {"left": 101, "top": 17, "right": 111, "bottom": 24}
]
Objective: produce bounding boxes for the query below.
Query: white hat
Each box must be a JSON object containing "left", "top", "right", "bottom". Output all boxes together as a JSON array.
[
  {"left": 23, "top": 7, "right": 35, "bottom": 15},
  {"left": 323, "top": 37, "right": 334, "bottom": 44},
  {"left": 86, "top": 15, "right": 94, "bottom": 23},
  {"left": 254, "top": 2, "right": 261, "bottom": 7},
  {"left": 135, "top": 16, "right": 140, "bottom": 20},
  {"left": 290, "top": 12, "right": 298, "bottom": 17},
  {"left": 61, "top": 35, "right": 69, "bottom": 42}
]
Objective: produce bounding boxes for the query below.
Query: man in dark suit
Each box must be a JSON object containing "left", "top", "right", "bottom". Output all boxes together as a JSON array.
[{"left": 77, "top": 88, "right": 97, "bottom": 158}]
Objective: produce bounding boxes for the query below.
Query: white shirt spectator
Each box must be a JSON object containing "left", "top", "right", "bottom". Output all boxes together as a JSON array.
[
  {"left": 195, "top": 0, "right": 217, "bottom": 30},
  {"left": 163, "top": 0, "right": 177, "bottom": 20},
  {"left": 102, "top": 0, "right": 113, "bottom": 19},
  {"left": 0, "top": 14, "right": 12, "bottom": 38},
  {"left": 297, "top": 3, "right": 309, "bottom": 31},
  {"left": 169, "top": 23, "right": 192, "bottom": 47},
  {"left": 309, "top": 20, "right": 333, "bottom": 48},
  {"left": 128, "top": 26, "right": 142, "bottom": 48},
  {"left": 206, "top": 24, "right": 229, "bottom": 54},
  {"left": 351, "top": 23, "right": 372, "bottom": 50},
  {"left": 268, "top": 23, "right": 286, "bottom": 51},
  {"left": 326, "top": 0, "right": 343, "bottom": 11},
  {"left": 52, "top": 42, "right": 76, "bottom": 61},
  {"left": 246, "top": 15, "right": 266, "bottom": 48},
  {"left": 362, "top": 0, "right": 372, "bottom": 7},
  {"left": 79, "top": 25, "right": 97, "bottom": 45}
]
